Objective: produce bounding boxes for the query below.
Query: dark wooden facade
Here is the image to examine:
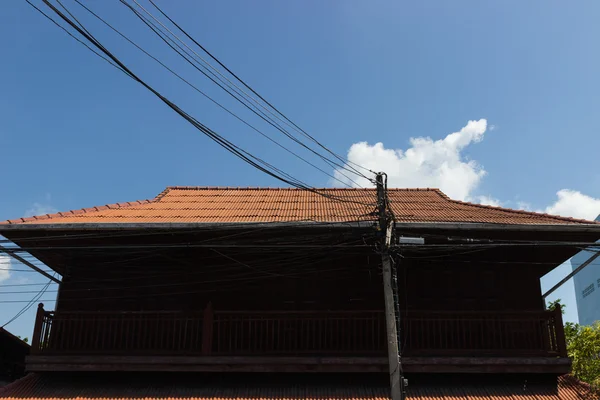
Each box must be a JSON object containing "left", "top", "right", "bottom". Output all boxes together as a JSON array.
[{"left": 2, "top": 225, "right": 588, "bottom": 374}]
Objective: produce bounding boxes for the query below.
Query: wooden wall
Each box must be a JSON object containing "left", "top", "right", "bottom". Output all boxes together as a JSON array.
[
  {"left": 56, "top": 245, "right": 545, "bottom": 313},
  {"left": 56, "top": 247, "right": 384, "bottom": 312},
  {"left": 399, "top": 260, "right": 544, "bottom": 311}
]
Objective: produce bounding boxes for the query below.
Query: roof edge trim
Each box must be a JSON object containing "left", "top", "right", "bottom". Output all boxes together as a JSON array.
[{"left": 2, "top": 221, "right": 600, "bottom": 232}]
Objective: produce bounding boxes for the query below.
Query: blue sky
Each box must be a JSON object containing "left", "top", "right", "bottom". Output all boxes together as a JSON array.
[{"left": 1, "top": 0, "right": 600, "bottom": 337}]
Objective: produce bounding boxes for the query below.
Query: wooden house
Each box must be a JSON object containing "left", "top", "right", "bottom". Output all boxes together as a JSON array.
[{"left": 1, "top": 186, "right": 599, "bottom": 377}]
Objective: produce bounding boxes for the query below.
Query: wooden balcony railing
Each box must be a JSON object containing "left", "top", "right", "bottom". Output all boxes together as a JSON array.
[
  {"left": 400, "top": 308, "right": 567, "bottom": 357},
  {"left": 212, "top": 310, "right": 386, "bottom": 355},
  {"left": 31, "top": 304, "right": 567, "bottom": 357}
]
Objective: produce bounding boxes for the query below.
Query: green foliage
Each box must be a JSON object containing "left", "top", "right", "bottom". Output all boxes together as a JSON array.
[
  {"left": 547, "top": 298, "right": 566, "bottom": 314},
  {"left": 565, "top": 321, "right": 579, "bottom": 345},
  {"left": 551, "top": 301, "right": 600, "bottom": 388},
  {"left": 16, "top": 335, "right": 29, "bottom": 343},
  {"left": 566, "top": 322, "right": 600, "bottom": 389}
]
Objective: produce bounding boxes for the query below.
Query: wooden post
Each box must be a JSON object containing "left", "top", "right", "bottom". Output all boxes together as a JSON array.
[
  {"left": 553, "top": 304, "right": 568, "bottom": 357},
  {"left": 377, "top": 173, "right": 402, "bottom": 400},
  {"left": 202, "top": 302, "right": 214, "bottom": 355},
  {"left": 31, "top": 303, "right": 45, "bottom": 354}
]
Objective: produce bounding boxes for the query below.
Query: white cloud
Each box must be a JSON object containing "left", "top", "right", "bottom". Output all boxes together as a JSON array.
[
  {"left": 12, "top": 276, "right": 31, "bottom": 285},
  {"left": 0, "top": 254, "right": 10, "bottom": 283},
  {"left": 24, "top": 203, "right": 58, "bottom": 217},
  {"left": 334, "top": 119, "right": 600, "bottom": 221},
  {"left": 0, "top": 201, "right": 58, "bottom": 285},
  {"left": 543, "top": 190, "right": 600, "bottom": 221},
  {"left": 334, "top": 119, "right": 488, "bottom": 201},
  {"left": 476, "top": 195, "right": 503, "bottom": 207}
]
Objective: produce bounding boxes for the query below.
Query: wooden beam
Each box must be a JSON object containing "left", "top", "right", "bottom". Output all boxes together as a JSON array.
[
  {"left": 26, "top": 355, "right": 388, "bottom": 365},
  {"left": 401, "top": 357, "right": 571, "bottom": 365},
  {"left": 25, "top": 355, "right": 571, "bottom": 374},
  {"left": 0, "top": 245, "right": 60, "bottom": 283},
  {"left": 26, "top": 363, "right": 387, "bottom": 373},
  {"left": 404, "top": 365, "right": 570, "bottom": 374},
  {"left": 542, "top": 251, "right": 600, "bottom": 299}
]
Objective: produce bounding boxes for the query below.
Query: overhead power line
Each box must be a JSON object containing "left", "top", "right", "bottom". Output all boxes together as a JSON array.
[
  {"left": 0, "top": 264, "right": 360, "bottom": 304},
  {"left": 125, "top": 0, "right": 372, "bottom": 184},
  {"left": 0, "top": 238, "right": 370, "bottom": 274},
  {"left": 3, "top": 240, "right": 600, "bottom": 253},
  {"left": 0, "top": 263, "right": 350, "bottom": 295},
  {"left": 69, "top": 0, "right": 356, "bottom": 189},
  {"left": 28, "top": 0, "right": 375, "bottom": 206},
  {"left": 117, "top": 0, "right": 368, "bottom": 188},
  {"left": 145, "top": 0, "right": 375, "bottom": 179},
  {"left": 0, "top": 283, "right": 59, "bottom": 287},
  {"left": 1, "top": 276, "right": 55, "bottom": 327},
  {"left": 23, "top": 0, "right": 129, "bottom": 74},
  {"left": 0, "top": 244, "right": 61, "bottom": 283},
  {"left": 0, "top": 218, "right": 374, "bottom": 244}
]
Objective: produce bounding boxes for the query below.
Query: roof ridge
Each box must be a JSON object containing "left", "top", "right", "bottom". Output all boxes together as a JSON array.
[
  {"left": 164, "top": 186, "right": 442, "bottom": 192},
  {"left": 153, "top": 187, "right": 172, "bottom": 202},
  {"left": 446, "top": 197, "right": 600, "bottom": 225}
]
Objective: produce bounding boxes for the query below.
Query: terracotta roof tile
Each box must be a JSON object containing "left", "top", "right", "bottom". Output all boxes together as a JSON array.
[
  {"left": 0, "top": 373, "right": 597, "bottom": 399},
  {"left": 1, "top": 187, "right": 598, "bottom": 225}
]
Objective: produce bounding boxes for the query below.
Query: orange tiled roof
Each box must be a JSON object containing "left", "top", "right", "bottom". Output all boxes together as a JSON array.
[
  {"left": 2, "top": 187, "right": 597, "bottom": 225},
  {"left": 0, "top": 373, "right": 597, "bottom": 400}
]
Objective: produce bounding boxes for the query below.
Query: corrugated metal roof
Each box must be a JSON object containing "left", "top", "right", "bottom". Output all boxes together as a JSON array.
[
  {"left": 2, "top": 187, "right": 597, "bottom": 225},
  {"left": 0, "top": 373, "right": 597, "bottom": 399}
]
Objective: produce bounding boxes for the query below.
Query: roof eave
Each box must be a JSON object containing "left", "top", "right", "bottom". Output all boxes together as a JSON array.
[{"left": 1, "top": 221, "right": 600, "bottom": 232}]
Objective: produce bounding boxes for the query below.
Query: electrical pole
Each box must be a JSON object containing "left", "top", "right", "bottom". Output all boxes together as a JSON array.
[{"left": 376, "top": 173, "right": 404, "bottom": 400}]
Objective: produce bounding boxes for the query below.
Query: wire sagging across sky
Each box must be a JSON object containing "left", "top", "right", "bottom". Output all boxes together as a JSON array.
[{"left": 25, "top": 0, "right": 377, "bottom": 208}]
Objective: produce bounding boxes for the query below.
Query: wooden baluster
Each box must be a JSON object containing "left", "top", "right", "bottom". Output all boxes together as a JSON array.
[
  {"left": 553, "top": 304, "right": 568, "bottom": 357},
  {"left": 171, "top": 315, "right": 176, "bottom": 352},
  {"left": 236, "top": 315, "right": 240, "bottom": 353},
  {"left": 202, "top": 302, "right": 214, "bottom": 355},
  {"left": 271, "top": 318, "right": 276, "bottom": 353},
  {"left": 63, "top": 314, "right": 69, "bottom": 352},
  {"left": 536, "top": 316, "right": 543, "bottom": 353},
  {"left": 542, "top": 314, "right": 551, "bottom": 352},
  {"left": 44, "top": 315, "right": 53, "bottom": 352},
  {"left": 246, "top": 314, "right": 250, "bottom": 353},
  {"left": 213, "top": 315, "right": 218, "bottom": 354}
]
